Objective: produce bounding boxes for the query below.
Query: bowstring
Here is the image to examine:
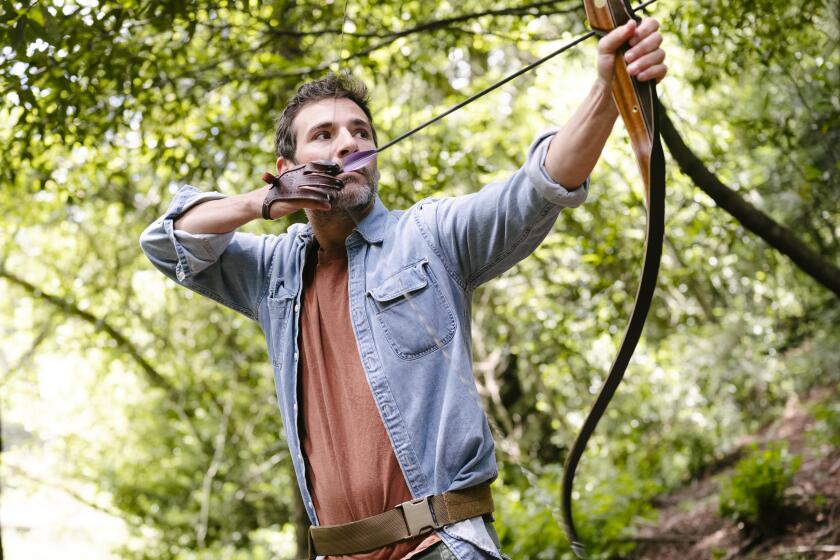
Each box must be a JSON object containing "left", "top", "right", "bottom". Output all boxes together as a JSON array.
[
  {"left": 330, "top": 0, "right": 351, "bottom": 166},
  {"left": 359, "top": 11, "right": 529, "bottom": 518},
  {"left": 322, "top": 0, "right": 663, "bottom": 545},
  {"left": 328, "top": 2, "right": 448, "bottom": 364},
  {"left": 331, "top": 0, "right": 542, "bottom": 476}
]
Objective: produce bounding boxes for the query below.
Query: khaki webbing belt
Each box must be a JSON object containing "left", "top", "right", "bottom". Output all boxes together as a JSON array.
[{"left": 308, "top": 483, "right": 494, "bottom": 556}]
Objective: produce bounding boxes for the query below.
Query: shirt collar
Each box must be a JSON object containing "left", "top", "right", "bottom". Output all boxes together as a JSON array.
[
  {"left": 353, "top": 196, "right": 388, "bottom": 244},
  {"left": 297, "top": 196, "right": 388, "bottom": 245}
]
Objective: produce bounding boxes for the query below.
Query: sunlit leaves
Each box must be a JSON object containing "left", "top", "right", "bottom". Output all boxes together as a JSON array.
[{"left": 2, "top": 0, "right": 839, "bottom": 558}]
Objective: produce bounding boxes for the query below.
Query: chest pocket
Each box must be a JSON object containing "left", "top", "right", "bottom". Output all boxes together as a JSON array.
[
  {"left": 368, "top": 260, "right": 456, "bottom": 360},
  {"left": 266, "top": 282, "right": 295, "bottom": 366}
]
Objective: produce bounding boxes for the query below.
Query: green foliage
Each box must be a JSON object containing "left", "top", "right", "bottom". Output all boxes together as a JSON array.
[
  {"left": 717, "top": 443, "right": 801, "bottom": 531},
  {"left": 808, "top": 387, "right": 840, "bottom": 447},
  {"left": 495, "top": 464, "right": 658, "bottom": 559},
  {"left": 1, "top": 0, "right": 838, "bottom": 558}
]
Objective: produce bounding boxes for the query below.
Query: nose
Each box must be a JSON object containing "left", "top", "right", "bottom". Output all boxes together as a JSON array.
[{"left": 334, "top": 127, "right": 358, "bottom": 159}]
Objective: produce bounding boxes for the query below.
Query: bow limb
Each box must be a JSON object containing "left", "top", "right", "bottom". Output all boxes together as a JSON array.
[{"left": 560, "top": 1, "right": 666, "bottom": 557}]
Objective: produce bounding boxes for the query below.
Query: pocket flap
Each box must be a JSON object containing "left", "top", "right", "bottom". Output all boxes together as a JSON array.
[
  {"left": 268, "top": 280, "right": 295, "bottom": 306},
  {"left": 369, "top": 263, "right": 428, "bottom": 302}
]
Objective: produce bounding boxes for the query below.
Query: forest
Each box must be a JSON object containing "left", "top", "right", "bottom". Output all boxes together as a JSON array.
[{"left": 1, "top": 0, "right": 838, "bottom": 558}]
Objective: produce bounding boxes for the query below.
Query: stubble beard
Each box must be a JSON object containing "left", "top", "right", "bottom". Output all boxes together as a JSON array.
[
  {"left": 333, "top": 168, "right": 378, "bottom": 210},
  {"left": 306, "top": 166, "right": 379, "bottom": 226}
]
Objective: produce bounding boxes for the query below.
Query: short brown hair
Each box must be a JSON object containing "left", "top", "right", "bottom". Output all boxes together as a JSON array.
[{"left": 274, "top": 72, "right": 378, "bottom": 161}]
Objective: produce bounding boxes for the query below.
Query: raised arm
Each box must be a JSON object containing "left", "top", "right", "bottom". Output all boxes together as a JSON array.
[{"left": 545, "top": 17, "right": 666, "bottom": 187}]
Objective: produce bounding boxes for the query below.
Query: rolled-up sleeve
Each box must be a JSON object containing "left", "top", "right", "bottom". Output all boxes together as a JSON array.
[
  {"left": 524, "top": 130, "right": 589, "bottom": 207},
  {"left": 139, "top": 185, "right": 234, "bottom": 283},
  {"left": 415, "top": 131, "right": 590, "bottom": 289},
  {"left": 139, "top": 185, "right": 276, "bottom": 320}
]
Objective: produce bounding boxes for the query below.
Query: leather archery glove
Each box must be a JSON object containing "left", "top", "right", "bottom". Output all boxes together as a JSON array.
[{"left": 261, "top": 160, "right": 344, "bottom": 220}]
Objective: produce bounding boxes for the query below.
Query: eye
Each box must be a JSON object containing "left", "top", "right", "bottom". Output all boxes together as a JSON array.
[
  {"left": 354, "top": 129, "right": 371, "bottom": 139},
  {"left": 313, "top": 130, "right": 331, "bottom": 141}
]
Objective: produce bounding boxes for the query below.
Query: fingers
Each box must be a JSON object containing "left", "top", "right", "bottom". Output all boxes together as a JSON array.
[
  {"left": 277, "top": 185, "right": 336, "bottom": 206},
  {"left": 299, "top": 172, "right": 344, "bottom": 190},
  {"left": 307, "top": 160, "right": 342, "bottom": 176},
  {"left": 297, "top": 185, "right": 338, "bottom": 200},
  {"left": 625, "top": 28, "right": 663, "bottom": 63},
  {"left": 622, "top": 18, "right": 667, "bottom": 83},
  {"left": 627, "top": 18, "right": 659, "bottom": 47},
  {"left": 269, "top": 189, "right": 334, "bottom": 216},
  {"left": 647, "top": 64, "right": 668, "bottom": 83},
  {"left": 627, "top": 48, "right": 666, "bottom": 78},
  {"left": 270, "top": 198, "right": 332, "bottom": 217},
  {"left": 598, "top": 20, "right": 636, "bottom": 56},
  {"left": 262, "top": 166, "right": 339, "bottom": 219}
]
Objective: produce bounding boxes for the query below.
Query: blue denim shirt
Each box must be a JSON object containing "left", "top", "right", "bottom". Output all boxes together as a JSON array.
[{"left": 140, "top": 132, "right": 587, "bottom": 558}]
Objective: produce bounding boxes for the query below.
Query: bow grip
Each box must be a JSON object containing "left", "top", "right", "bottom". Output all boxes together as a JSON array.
[{"left": 583, "top": 0, "right": 657, "bottom": 202}]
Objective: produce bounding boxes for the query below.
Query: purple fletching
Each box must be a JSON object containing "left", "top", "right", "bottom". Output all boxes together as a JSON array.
[{"left": 342, "top": 149, "right": 378, "bottom": 172}]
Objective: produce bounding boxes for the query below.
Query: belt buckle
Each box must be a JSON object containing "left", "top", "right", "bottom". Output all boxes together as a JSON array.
[{"left": 400, "top": 496, "right": 436, "bottom": 537}]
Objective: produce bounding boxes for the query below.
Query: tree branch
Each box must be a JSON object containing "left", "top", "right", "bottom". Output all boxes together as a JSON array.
[
  {"left": 257, "top": 0, "right": 576, "bottom": 39},
  {"left": 196, "top": 401, "right": 230, "bottom": 548},
  {"left": 0, "top": 267, "right": 207, "bottom": 447},
  {"left": 660, "top": 106, "right": 840, "bottom": 299},
  {"left": 5, "top": 462, "right": 139, "bottom": 524},
  {"left": 227, "top": 1, "right": 579, "bottom": 83},
  {"left": 0, "top": 314, "right": 55, "bottom": 387}
]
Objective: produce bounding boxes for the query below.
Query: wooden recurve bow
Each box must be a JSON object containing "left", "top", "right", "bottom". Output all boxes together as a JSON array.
[{"left": 560, "top": 1, "right": 666, "bottom": 557}]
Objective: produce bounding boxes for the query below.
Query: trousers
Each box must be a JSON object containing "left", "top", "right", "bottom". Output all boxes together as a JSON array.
[
  {"left": 413, "top": 542, "right": 457, "bottom": 559},
  {"left": 413, "top": 519, "right": 507, "bottom": 559}
]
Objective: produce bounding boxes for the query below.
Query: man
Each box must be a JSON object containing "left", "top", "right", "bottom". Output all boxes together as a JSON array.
[{"left": 140, "top": 18, "right": 667, "bottom": 560}]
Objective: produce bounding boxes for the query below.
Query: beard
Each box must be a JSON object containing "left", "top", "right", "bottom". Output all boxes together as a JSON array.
[
  {"left": 330, "top": 166, "right": 379, "bottom": 211},
  {"left": 304, "top": 165, "right": 379, "bottom": 228}
]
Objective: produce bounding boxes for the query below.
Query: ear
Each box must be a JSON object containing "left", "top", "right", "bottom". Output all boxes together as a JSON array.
[{"left": 277, "top": 156, "right": 296, "bottom": 175}]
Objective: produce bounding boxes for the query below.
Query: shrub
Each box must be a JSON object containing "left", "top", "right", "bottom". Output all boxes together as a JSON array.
[
  {"left": 809, "top": 398, "right": 840, "bottom": 447},
  {"left": 717, "top": 443, "right": 801, "bottom": 532}
]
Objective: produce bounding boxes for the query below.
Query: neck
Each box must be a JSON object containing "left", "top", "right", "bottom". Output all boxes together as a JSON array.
[{"left": 306, "top": 201, "right": 375, "bottom": 253}]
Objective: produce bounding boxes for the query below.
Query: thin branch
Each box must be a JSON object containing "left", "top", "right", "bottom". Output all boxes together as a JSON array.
[
  {"left": 0, "top": 314, "right": 56, "bottom": 388},
  {"left": 0, "top": 269, "right": 172, "bottom": 393},
  {"left": 254, "top": 0, "right": 574, "bottom": 39},
  {"left": 447, "top": 25, "right": 568, "bottom": 43},
  {"left": 241, "top": 449, "right": 287, "bottom": 486},
  {"left": 720, "top": 535, "right": 761, "bottom": 560},
  {"left": 222, "top": 1, "right": 580, "bottom": 83},
  {"left": 0, "top": 267, "right": 207, "bottom": 448},
  {"left": 663, "top": 235, "right": 718, "bottom": 322},
  {"left": 5, "top": 462, "right": 139, "bottom": 524},
  {"left": 196, "top": 401, "right": 230, "bottom": 548}
]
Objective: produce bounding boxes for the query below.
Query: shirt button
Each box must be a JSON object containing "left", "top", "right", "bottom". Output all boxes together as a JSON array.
[
  {"left": 294, "top": 304, "right": 300, "bottom": 313},
  {"left": 294, "top": 351, "right": 299, "bottom": 361}
]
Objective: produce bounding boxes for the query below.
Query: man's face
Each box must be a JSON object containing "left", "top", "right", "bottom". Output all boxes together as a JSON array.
[{"left": 279, "top": 97, "right": 379, "bottom": 211}]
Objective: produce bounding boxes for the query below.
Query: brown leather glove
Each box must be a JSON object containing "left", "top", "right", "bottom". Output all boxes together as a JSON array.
[{"left": 261, "top": 160, "right": 344, "bottom": 220}]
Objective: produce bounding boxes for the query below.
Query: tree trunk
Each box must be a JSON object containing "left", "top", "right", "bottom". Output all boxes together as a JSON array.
[{"left": 660, "top": 108, "right": 840, "bottom": 299}]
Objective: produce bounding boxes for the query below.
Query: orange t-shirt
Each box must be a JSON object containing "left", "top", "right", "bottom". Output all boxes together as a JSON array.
[{"left": 299, "top": 245, "right": 440, "bottom": 559}]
